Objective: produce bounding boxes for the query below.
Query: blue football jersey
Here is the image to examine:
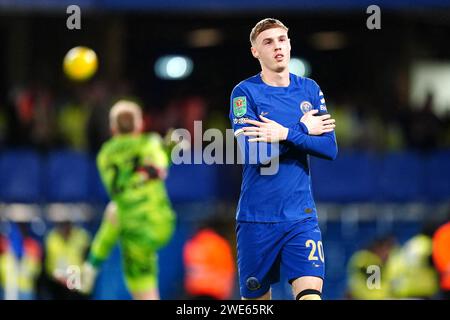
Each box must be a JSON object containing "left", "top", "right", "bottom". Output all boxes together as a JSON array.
[{"left": 230, "top": 73, "right": 338, "bottom": 222}]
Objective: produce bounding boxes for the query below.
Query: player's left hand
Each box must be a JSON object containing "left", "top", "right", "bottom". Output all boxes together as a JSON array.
[{"left": 242, "top": 115, "right": 289, "bottom": 143}]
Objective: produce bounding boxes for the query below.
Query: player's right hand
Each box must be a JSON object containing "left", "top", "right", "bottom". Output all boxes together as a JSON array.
[
  {"left": 137, "top": 165, "right": 167, "bottom": 180},
  {"left": 300, "top": 110, "right": 336, "bottom": 135}
]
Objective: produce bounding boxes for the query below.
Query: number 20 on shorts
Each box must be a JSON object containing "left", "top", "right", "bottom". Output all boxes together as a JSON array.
[{"left": 306, "top": 240, "right": 325, "bottom": 263}]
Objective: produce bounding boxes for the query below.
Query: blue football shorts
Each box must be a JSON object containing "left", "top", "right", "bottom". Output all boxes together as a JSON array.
[{"left": 236, "top": 216, "right": 325, "bottom": 298}]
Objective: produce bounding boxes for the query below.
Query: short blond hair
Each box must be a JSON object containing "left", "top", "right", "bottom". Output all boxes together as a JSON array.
[
  {"left": 109, "top": 100, "right": 143, "bottom": 134},
  {"left": 250, "top": 18, "right": 289, "bottom": 45}
]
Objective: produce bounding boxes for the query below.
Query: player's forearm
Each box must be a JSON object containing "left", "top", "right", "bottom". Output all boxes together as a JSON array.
[
  {"left": 236, "top": 134, "right": 288, "bottom": 166},
  {"left": 285, "top": 124, "right": 338, "bottom": 160}
]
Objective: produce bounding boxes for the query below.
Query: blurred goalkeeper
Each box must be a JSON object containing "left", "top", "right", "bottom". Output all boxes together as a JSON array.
[{"left": 81, "top": 100, "right": 176, "bottom": 300}]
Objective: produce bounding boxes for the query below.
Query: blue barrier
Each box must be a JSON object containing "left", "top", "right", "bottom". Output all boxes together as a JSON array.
[
  {"left": 424, "top": 150, "right": 450, "bottom": 202},
  {"left": 44, "top": 150, "right": 91, "bottom": 203},
  {"left": 377, "top": 151, "right": 425, "bottom": 202},
  {"left": 311, "top": 150, "right": 450, "bottom": 203},
  {"left": 0, "top": 149, "right": 43, "bottom": 203},
  {"left": 311, "top": 151, "right": 379, "bottom": 202},
  {"left": 165, "top": 163, "right": 220, "bottom": 203},
  {"left": 1, "top": 149, "right": 449, "bottom": 203}
]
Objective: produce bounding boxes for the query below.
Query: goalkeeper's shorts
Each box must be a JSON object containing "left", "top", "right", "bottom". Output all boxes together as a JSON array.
[{"left": 119, "top": 212, "right": 175, "bottom": 293}]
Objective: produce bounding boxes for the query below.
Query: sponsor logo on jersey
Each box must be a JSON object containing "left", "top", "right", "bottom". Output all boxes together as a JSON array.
[
  {"left": 233, "top": 117, "right": 249, "bottom": 125},
  {"left": 320, "top": 105, "right": 327, "bottom": 112},
  {"left": 260, "top": 111, "right": 269, "bottom": 116},
  {"left": 300, "top": 101, "right": 313, "bottom": 114},
  {"left": 233, "top": 96, "right": 247, "bottom": 117}
]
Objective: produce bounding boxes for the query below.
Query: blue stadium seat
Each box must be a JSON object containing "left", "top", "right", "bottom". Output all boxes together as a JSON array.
[
  {"left": 310, "top": 152, "right": 379, "bottom": 202},
  {"left": 0, "top": 149, "right": 42, "bottom": 203},
  {"left": 424, "top": 150, "right": 450, "bottom": 202},
  {"left": 377, "top": 151, "right": 425, "bottom": 202},
  {"left": 88, "top": 157, "right": 110, "bottom": 204},
  {"left": 165, "top": 163, "right": 219, "bottom": 203},
  {"left": 44, "top": 150, "right": 90, "bottom": 202},
  {"left": 392, "top": 221, "right": 421, "bottom": 244}
]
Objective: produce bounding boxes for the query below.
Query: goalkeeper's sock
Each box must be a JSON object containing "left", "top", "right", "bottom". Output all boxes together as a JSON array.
[
  {"left": 80, "top": 261, "right": 98, "bottom": 295},
  {"left": 89, "top": 203, "right": 120, "bottom": 269}
]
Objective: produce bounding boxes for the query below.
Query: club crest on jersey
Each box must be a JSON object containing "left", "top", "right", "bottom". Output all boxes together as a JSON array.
[
  {"left": 300, "top": 101, "right": 313, "bottom": 114},
  {"left": 246, "top": 277, "right": 261, "bottom": 291},
  {"left": 233, "top": 96, "right": 247, "bottom": 118}
]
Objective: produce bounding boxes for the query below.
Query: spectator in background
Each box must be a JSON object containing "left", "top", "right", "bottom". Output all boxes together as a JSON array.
[
  {"left": 181, "top": 95, "right": 207, "bottom": 139},
  {"left": 0, "top": 233, "right": 6, "bottom": 298},
  {"left": 5, "top": 86, "right": 35, "bottom": 147},
  {"left": 0, "top": 220, "right": 42, "bottom": 300},
  {"left": 442, "top": 109, "right": 450, "bottom": 147},
  {"left": 432, "top": 220, "right": 450, "bottom": 299},
  {"left": 41, "top": 219, "right": 91, "bottom": 300},
  {"left": 5, "top": 85, "right": 58, "bottom": 151},
  {"left": 329, "top": 101, "right": 357, "bottom": 149},
  {"left": 0, "top": 103, "right": 8, "bottom": 147},
  {"left": 183, "top": 217, "right": 235, "bottom": 300},
  {"left": 57, "top": 100, "right": 90, "bottom": 151},
  {"left": 385, "top": 224, "right": 439, "bottom": 299},
  {"left": 158, "top": 97, "right": 184, "bottom": 134},
  {"left": 404, "top": 92, "right": 444, "bottom": 151},
  {"left": 31, "top": 85, "right": 58, "bottom": 151},
  {"left": 346, "top": 235, "right": 396, "bottom": 299},
  {"left": 86, "top": 81, "right": 116, "bottom": 155}
]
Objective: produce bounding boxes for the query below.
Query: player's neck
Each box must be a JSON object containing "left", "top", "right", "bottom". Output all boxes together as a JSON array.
[{"left": 260, "top": 69, "right": 290, "bottom": 87}]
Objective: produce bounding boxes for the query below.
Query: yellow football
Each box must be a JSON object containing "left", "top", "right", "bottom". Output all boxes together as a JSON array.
[{"left": 63, "top": 46, "right": 98, "bottom": 81}]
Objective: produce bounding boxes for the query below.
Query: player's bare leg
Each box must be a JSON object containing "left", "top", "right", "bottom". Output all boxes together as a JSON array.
[
  {"left": 242, "top": 289, "right": 271, "bottom": 300},
  {"left": 132, "top": 288, "right": 160, "bottom": 300},
  {"left": 292, "top": 276, "right": 323, "bottom": 300}
]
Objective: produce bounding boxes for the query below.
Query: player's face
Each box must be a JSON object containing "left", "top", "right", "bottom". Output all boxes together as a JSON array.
[{"left": 252, "top": 28, "right": 291, "bottom": 73}]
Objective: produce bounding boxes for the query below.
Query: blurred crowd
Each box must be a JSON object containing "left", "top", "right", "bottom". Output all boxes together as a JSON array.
[
  {"left": 346, "top": 217, "right": 450, "bottom": 300},
  {"left": 1, "top": 213, "right": 449, "bottom": 300},
  {"left": 1, "top": 80, "right": 450, "bottom": 155},
  {"left": 0, "top": 218, "right": 91, "bottom": 300},
  {"left": 0, "top": 213, "right": 237, "bottom": 300},
  {"left": 0, "top": 81, "right": 218, "bottom": 155},
  {"left": 331, "top": 92, "right": 450, "bottom": 152}
]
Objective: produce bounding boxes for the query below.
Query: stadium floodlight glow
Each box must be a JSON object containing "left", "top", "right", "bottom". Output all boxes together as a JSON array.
[
  {"left": 155, "top": 55, "right": 193, "bottom": 80},
  {"left": 289, "top": 57, "right": 311, "bottom": 77}
]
